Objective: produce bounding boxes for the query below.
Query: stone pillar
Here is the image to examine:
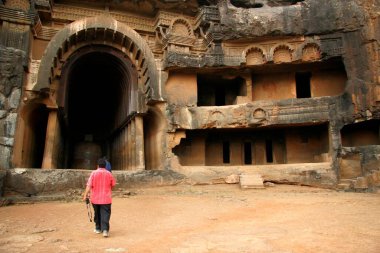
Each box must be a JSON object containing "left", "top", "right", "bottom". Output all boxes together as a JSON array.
[
  {"left": 135, "top": 116, "right": 145, "bottom": 170},
  {"left": 131, "top": 119, "right": 136, "bottom": 170},
  {"left": 41, "top": 109, "right": 59, "bottom": 169},
  {"left": 119, "top": 128, "right": 125, "bottom": 170},
  {"left": 122, "top": 127, "right": 127, "bottom": 170},
  {"left": 118, "top": 130, "right": 123, "bottom": 170},
  {"left": 128, "top": 123, "right": 132, "bottom": 170}
]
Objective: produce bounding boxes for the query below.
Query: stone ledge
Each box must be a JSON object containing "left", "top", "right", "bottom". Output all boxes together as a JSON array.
[
  {"left": 176, "top": 162, "right": 336, "bottom": 188},
  {"left": 2, "top": 168, "right": 185, "bottom": 198}
]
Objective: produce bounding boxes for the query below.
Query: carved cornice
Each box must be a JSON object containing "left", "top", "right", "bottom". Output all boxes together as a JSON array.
[
  {"left": 34, "top": 4, "right": 219, "bottom": 58},
  {"left": 49, "top": 4, "right": 219, "bottom": 33},
  {"left": 164, "top": 35, "right": 343, "bottom": 69},
  {"left": 51, "top": 4, "right": 201, "bottom": 33}
]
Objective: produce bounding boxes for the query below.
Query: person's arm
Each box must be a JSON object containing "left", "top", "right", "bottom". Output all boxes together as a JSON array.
[
  {"left": 83, "top": 172, "right": 93, "bottom": 201},
  {"left": 83, "top": 185, "right": 91, "bottom": 201},
  {"left": 111, "top": 175, "right": 116, "bottom": 189}
]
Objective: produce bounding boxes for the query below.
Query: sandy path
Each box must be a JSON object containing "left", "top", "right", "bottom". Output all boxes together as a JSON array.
[{"left": 0, "top": 184, "right": 379, "bottom": 253}]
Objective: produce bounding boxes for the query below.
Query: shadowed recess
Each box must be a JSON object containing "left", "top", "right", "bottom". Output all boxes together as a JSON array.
[{"left": 67, "top": 51, "right": 128, "bottom": 141}]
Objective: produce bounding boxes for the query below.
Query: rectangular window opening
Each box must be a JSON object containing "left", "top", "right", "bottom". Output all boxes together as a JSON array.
[
  {"left": 296, "top": 72, "right": 311, "bottom": 98},
  {"left": 244, "top": 142, "right": 252, "bottom": 165},
  {"left": 197, "top": 75, "right": 247, "bottom": 106},
  {"left": 265, "top": 139, "right": 273, "bottom": 163},
  {"left": 223, "top": 141, "right": 230, "bottom": 164}
]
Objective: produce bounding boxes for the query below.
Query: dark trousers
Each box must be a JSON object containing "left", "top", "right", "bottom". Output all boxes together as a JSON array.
[{"left": 92, "top": 204, "right": 111, "bottom": 232}]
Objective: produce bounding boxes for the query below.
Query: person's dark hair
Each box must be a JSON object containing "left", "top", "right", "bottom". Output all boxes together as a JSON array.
[{"left": 97, "top": 158, "right": 107, "bottom": 168}]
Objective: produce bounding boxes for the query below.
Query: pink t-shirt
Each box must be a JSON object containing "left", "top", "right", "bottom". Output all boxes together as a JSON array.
[{"left": 87, "top": 168, "right": 116, "bottom": 204}]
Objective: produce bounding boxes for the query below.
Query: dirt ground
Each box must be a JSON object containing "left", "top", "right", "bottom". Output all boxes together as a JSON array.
[{"left": 0, "top": 184, "right": 379, "bottom": 253}]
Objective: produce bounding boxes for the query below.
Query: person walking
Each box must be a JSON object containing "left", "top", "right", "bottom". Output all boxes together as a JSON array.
[{"left": 83, "top": 157, "right": 116, "bottom": 237}]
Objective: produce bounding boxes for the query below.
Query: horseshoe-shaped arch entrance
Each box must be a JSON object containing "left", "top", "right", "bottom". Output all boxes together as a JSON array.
[{"left": 16, "top": 16, "right": 162, "bottom": 170}]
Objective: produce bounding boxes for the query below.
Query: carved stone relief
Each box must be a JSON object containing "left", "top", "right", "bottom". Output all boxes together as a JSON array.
[
  {"left": 302, "top": 43, "right": 321, "bottom": 62},
  {"left": 273, "top": 45, "right": 293, "bottom": 64},
  {"left": 245, "top": 47, "right": 266, "bottom": 65}
]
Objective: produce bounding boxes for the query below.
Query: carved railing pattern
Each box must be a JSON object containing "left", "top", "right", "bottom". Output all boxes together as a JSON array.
[
  {"left": 171, "top": 97, "right": 333, "bottom": 130},
  {"left": 36, "top": 26, "right": 60, "bottom": 40},
  {"left": 195, "top": 6, "right": 220, "bottom": 27},
  {"left": 0, "top": 5, "right": 35, "bottom": 25}
]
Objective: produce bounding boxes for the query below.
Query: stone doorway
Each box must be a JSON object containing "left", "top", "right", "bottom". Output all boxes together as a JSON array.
[{"left": 59, "top": 47, "right": 138, "bottom": 170}]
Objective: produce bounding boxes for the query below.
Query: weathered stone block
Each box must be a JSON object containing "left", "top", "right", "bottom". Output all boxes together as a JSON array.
[
  {"left": 0, "top": 46, "right": 26, "bottom": 96},
  {"left": 354, "top": 177, "right": 368, "bottom": 190},
  {"left": 0, "top": 169, "right": 6, "bottom": 196},
  {"left": 113, "top": 170, "right": 185, "bottom": 189},
  {"left": 0, "top": 145, "right": 11, "bottom": 169},
  {"left": 225, "top": 174, "right": 240, "bottom": 184},
  {"left": 4, "top": 169, "right": 91, "bottom": 196},
  {"left": 0, "top": 93, "right": 5, "bottom": 110},
  {"left": 3, "top": 169, "right": 186, "bottom": 197},
  {"left": 4, "top": 113, "right": 17, "bottom": 137},
  {"left": 240, "top": 174, "right": 264, "bottom": 189},
  {"left": 8, "top": 88, "right": 21, "bottom": 109},
  {"left": 340, "top": 158, "right": 362, "bottom": 179},
  {"left": 0, "top": 110, "right": 6, "bottom": 119},
  {"left": 175, "top": 163, "right": 336, "bottom": 188},
  {"left": 337, "top": 179, "right": 353, "bottom": 191},
  {"left": 0, "top": 137, "right": 14, "bottom": 146}
]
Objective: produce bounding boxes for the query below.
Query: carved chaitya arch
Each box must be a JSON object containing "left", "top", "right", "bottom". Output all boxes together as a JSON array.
[
  {"left": 170, "top": 18, "right": 194, "bottom": 37},
  {"left": 301, "top": 43, "right": 321, "bottom": 62},
  {"left": 35, "top": 15, "right": 160, "bottom": 106},
  {"left": 272, "top": 44, "right": 293, "bottom": 63},
  {"left": 19, "top": 16, "right": 162, "bottom": 170},
  {"left": 244, "top": 46, "right": 266, "bottom": 65},
  {"left": 160, "top": 17, "right": 196, "bottom": 53}
]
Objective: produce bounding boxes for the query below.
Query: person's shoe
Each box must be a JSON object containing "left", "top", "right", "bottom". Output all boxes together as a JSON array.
[
  {"left": 103, "top": 230, "right": 109, "bottom": 237},
  {"left": 94, "top": 229, "right": 101, "bottom": 234}
]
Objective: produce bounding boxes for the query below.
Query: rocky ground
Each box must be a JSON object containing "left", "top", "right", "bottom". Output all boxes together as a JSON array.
[{"left": 0, "top": 184, "right": 379, "bottom": 253}]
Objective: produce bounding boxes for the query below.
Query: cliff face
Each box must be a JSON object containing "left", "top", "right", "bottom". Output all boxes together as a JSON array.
[{"left": 220, "top": 0, "right": 366, "bottom": 38}]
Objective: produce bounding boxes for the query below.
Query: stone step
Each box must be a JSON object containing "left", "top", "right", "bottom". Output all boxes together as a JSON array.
[
  {"left": 336, "top": 182, "right": 352, "bottom": 191},
  {"left": 337, "top": 178, "right": 355, "bottom": 191},
  {"left": 240, "top": 174, "right": 264, "bottom": 189},
  {"left": 339, "top": 179, "right": 355, "bottom": 184}
]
